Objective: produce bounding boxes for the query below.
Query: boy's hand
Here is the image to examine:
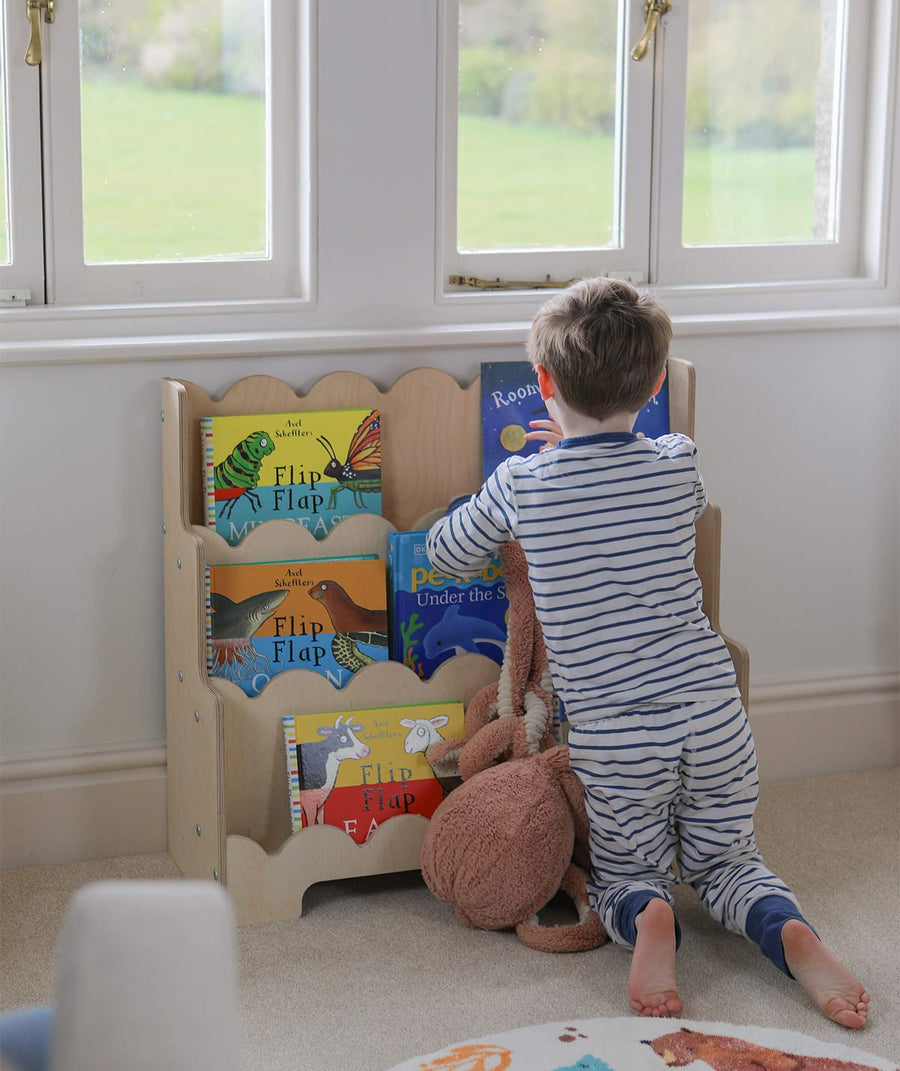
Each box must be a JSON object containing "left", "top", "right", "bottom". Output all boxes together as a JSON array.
[{"left": 524, "top": 419, "right": 563, "bottom": 451}]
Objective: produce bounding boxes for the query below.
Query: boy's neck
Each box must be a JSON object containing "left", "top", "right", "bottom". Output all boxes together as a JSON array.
[{"left": 549, "top": 398, "right": 636, "bottom": 440}]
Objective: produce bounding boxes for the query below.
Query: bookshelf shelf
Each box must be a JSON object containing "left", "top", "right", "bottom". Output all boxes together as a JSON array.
[{"left": 161, "top": 363, "right": 748, "bottom": 925}]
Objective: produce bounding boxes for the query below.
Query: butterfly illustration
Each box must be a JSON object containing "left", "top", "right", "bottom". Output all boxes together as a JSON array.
[{"left": 317, "top": 410, "right": 382, "bottom": 509}]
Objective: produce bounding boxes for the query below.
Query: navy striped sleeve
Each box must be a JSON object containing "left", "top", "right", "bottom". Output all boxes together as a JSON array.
[
  {"left": 426, "top": 463, "right": 518, "bottom": 577},
  {"left": 656, "top": 433, "right": 707, "bottom": 520}
]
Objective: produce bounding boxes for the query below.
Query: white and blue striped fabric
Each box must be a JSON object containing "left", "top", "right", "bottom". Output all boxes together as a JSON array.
[
  {"left": 567, "top": 695, "right": 800, "bottom": 944},
  {"left": 426, "top": 431, "right": 800, "bottom": 945},
  {"left": 426, "top": 431, "right": 738, "bottom": 724}
]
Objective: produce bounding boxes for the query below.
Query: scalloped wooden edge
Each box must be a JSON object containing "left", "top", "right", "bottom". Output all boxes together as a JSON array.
[
  {"left": 167, "top": 368, "right": 482, "bottom": 533},
  {"left": 227, "top": 815, "right": 431, "bottom": 925},
  {"left": 214, "top": 655, "right": 500, "bottom": 855},
  {"left": 194, "top": 510, "right": 450, "bottom": 566}
]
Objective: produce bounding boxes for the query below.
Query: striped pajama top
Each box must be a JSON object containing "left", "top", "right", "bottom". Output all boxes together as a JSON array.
[{"left": 425, "top": 432, "right": 739, "bottom": 724}]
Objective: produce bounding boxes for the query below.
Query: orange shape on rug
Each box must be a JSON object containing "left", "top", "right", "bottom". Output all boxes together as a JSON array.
[{"left": 419, "top": 1043, "right": 513, "bottom": 1071}]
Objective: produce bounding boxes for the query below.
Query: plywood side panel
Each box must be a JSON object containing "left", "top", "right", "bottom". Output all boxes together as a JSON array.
[
  {"left": 161, "top": 380, "right": 226, "bottom": 880},
  {"left": 667, "top": 358, "right": 695, "bottom": 439}
]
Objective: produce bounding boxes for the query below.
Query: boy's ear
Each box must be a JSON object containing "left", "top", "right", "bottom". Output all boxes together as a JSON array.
[
  {"left": 535, "top": 364, "right": 555, "bottom": 401},
  {"left": 651, "top": 366, "right": 667, "bottom": 398}
]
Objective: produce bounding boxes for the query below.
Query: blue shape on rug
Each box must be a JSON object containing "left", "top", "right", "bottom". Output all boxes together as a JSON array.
[{"left": 552, "top": 1056, "right": 616, "bottom": 1071}]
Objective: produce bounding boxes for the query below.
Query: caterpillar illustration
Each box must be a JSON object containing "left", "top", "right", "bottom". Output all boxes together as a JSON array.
[{"left": 214, "top": 431, "right": 275, "bottom": 519}]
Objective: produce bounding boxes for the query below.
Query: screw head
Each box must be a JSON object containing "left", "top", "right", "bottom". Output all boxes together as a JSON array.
[
  {"left": 162, "top": 522, "right": 167, "bottom": 534},
  {"left": 177, "top": 671, "right": 184, "bottom": 682},
  {"left": 194, "top": 710, "right": 200, "bottom": 722},
  {"left": 160, "top": 411, "right": 165, "bottom": 421},
  {"left": 195, "top": 824, "right": 202, "bottom": 836},
  {"left": 213, "top": 869, "right": 220, "bottom": 881},
  {"left": 176, "top": 557, "right": 182, "bottom": 569}
]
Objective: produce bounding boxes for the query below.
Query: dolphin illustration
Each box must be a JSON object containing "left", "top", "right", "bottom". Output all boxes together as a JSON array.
[{"left": 421, "top": 604, "right": 506, "bottom": 660}]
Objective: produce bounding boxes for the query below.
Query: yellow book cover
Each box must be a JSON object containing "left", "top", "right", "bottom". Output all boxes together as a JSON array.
[
  {"left": 206, "top": 557, "right": 388, "bottom": 695},
  {"left": 200, "top": 408, "right": 381, "bottom": 545},
  {"left": 283, "top": 701, "right": 465, "bottom": 843}
]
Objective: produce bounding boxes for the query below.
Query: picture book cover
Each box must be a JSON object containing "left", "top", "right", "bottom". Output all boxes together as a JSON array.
[
  {"left": 480, "top": 360, "right": 671, "bottom": 478},
  {"left": 283, "top": 700, "right": 465, "bottom": 843},
  {"left": 206, "top": 556, "right": 388, "bottom": 695},
  {"left": 388, "top": 530, "right": 508, "bottom": 679},
  {"left": 200, "top": 408, "right": 382, "bottom": 545}
]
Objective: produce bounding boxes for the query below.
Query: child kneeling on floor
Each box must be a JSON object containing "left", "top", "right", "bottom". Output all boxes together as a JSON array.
[{"left": 426, "top": 277, "right": 869, "bottom": 1027}]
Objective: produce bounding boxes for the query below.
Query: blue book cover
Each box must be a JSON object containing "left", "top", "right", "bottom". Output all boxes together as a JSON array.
[
  {"left": 480, "top": 361, "right": 671, "bottom": 479},
  {"left": 388, "top": 530, "right": 508, "bottom": 679}
]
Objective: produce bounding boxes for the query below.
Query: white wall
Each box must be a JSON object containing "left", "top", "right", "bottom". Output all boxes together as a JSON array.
[{"left": 0, "top": 0, "right": 898, "bottom": 865}]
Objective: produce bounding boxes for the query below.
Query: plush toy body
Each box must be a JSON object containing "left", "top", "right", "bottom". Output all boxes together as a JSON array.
[{"left": 420, "top": 541, "right": 606, "bottom": 952}]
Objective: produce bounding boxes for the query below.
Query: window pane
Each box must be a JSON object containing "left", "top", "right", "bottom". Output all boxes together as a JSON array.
[
  {"left": 0, "top": 4, "right": 10, "bottom": 266},
  {"left": 683, "top": 0, "right": 841, "bottom": 246},
  {"left": 79, "top": 0, "right": 268, "bottom": 264},
  {"left": 457, "top": 0, "right": 621, "bottom": 252}
]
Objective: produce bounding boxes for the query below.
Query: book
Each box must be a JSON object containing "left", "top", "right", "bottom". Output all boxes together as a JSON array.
[
  {"left": 480, "top": 360, "right": 671, "bottom": 478},
  {"left": 206, "top": 556, "right": 389, "bottom": 695},
  {"left": 388, "top": 530, "right": 508, "bottom": 679},
  {"left": 283, "top": 700, "right": 465, "bottom": 843},
  {"left": 201, "top": 408, "right": 382, "bottom": 545}
]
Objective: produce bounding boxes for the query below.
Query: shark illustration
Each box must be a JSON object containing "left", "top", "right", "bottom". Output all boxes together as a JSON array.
[
  {"left": 209, "top": 588, "right": 289, "bottom": 641},
  {"left": 421, "top": 604, "right": 506, "bottom": 661}
]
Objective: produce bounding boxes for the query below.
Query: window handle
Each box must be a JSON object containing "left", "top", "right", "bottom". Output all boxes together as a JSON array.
[
  {"left": 24, "top": 0, "right": 54, "bottom": 67},
  {"left": 631, "top": 0, "right": 670, "bottom": 62}
]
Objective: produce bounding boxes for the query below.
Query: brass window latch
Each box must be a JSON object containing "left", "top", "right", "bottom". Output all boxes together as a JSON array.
[
  {"left": 449, "top": 271, "right": 645, "bottom": 291},
  {"left": 449, "top": 275, "right": 581, "bottom": 291},
  {"left": 25, "top": 0, "right": 54, "bottom": 67},
  {"left": 631, "top": 0, "right": 671, "bottom": 62}
]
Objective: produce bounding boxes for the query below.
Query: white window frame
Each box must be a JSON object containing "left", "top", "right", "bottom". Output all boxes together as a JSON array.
[
  {"left": 438, "top": 0, "right": 898, "bottom": 301},
  {"left": 0, "top": 0, "right": 45, "bottom": 301},
  {"left": 13, "top": 0, "right": 313, "bottom": 306},
  {"left": 653, "top": 0, "right": 869, "bottom": 286},
  {"left": 437, "top": 0, "right": 655, "bottom": 297}
]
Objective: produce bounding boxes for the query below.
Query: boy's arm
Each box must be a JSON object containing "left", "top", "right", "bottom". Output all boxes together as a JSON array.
[
  {"left": 658, "top": 432, "right": 707, "bottom": 519},
  {"left": 426, "top": 464, "right": 518, "bottom": 578}
]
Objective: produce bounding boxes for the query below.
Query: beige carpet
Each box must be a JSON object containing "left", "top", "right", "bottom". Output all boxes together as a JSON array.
[{"left": 1, "top": 767, "right": 898, "bottom": 1071}]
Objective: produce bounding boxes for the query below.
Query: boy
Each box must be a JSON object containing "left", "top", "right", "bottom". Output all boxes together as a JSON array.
[{"left": 426, "top": 277, "right": 868, "bottom": 1026}]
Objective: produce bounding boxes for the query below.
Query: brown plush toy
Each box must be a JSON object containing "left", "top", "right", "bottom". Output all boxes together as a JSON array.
[{"left": 421, "top": 541, "right": 606, "bottom": 953}]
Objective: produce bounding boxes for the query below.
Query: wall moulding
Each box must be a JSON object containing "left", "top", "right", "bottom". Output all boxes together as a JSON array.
[{"left": 1, "top": 306, "right": 898, "bottom": 368}]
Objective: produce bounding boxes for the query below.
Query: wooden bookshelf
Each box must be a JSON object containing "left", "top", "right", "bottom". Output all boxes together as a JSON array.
[{"left": 160, "top": 361, "right": 748, "bottom": 925}]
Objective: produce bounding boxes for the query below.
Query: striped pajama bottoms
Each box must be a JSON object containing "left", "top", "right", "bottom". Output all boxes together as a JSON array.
[{"left": 567, "top": 694, "right": 801, "bottom": 950}]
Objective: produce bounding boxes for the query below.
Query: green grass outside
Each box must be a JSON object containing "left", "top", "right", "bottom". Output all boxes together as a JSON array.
[
  {"left": 3, "top": 83, "right": 819, "bottom": 263},
  {"left": 80, "top": 80, "right": 267, "bottom": 262},
  {"left": 459, "top": 114, "right": 818, "bottom": 250}
]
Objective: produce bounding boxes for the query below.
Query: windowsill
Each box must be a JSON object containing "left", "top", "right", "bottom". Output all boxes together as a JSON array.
[{"left": 1, "top": 304, "right": 897, "bottom": 367}]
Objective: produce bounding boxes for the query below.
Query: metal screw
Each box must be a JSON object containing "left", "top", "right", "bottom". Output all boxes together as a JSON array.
[
  {"left": 213, "top": 869, "right": 220, "bottom": 881},
  {"left": 160, "top": 411, "right": 165, "bottom": 421},
  {"left": 162, "top": 522, "right": 167, "bottom": 534},
  {"left": 178, "top": 671, "right": 184, "bottom": 682},
  {"left": 194, "top": 710, "right": 200, "bottom": 722},
  {"left": 195, "top": 824, "right": 202, "bottom": 836},
  {"left": 176, "top": 557, "right": 182, "bottom": 569}
]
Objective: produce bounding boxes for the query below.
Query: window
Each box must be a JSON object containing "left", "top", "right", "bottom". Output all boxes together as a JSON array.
[
  {"left": 442, "top": 0, "right": 892, "bottom": 292},
  {"left": 0, "top": 0, "right": 309, "bottom": 305}
]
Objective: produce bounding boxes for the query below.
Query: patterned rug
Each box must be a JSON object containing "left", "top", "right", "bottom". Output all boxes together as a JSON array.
[{"left": 384, "top": 1017, "right": 898, "bottom": 1071}]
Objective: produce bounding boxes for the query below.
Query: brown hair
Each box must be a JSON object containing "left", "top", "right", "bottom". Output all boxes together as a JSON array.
[{"left": 526, "top": 277, "right": 672, "bottom": 420}]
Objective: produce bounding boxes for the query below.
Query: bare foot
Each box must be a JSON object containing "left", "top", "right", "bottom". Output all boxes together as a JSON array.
[
  {"left": 628, "top": 898, "right": 683, "bottom": 1018},
  {"left": 782, "top": 919, "right": 869, "bottom": 1029}
]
